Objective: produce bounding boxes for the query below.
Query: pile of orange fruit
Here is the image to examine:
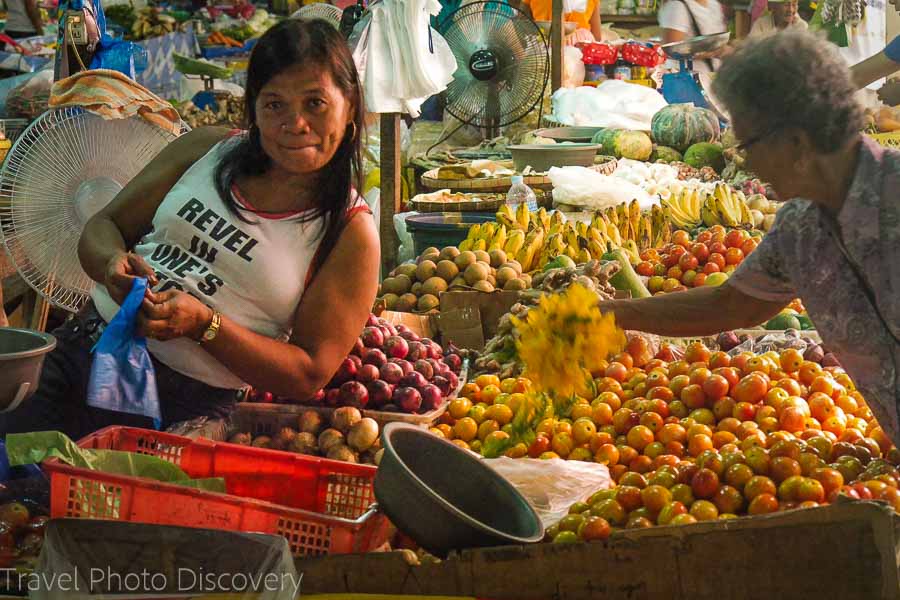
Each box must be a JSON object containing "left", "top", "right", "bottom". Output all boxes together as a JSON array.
[
  {"left": 635, "top": 226, "right": 759, "bottom": 294},
  {"left": 430, "top": 337, "right": 900, "bottom": 541}
]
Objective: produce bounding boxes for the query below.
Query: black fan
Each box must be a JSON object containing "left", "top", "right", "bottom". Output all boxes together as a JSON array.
[{"left": 439, "top": 1, "right": 549, "bottom": 136}]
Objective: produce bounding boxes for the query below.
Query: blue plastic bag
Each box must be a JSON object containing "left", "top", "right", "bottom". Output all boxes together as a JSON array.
[
  {"left": 89, "top": 0, "right": 149, "bottom": 78},
  {"left": 86, "top": 278, "right": 161, "bottom": 428}
]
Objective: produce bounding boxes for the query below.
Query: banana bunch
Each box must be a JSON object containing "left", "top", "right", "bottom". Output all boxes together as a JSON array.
[
  {"left": 130, "top": 9, "right": 178, "bottom": 40},
  {"left": 661, "top": 188, "right": 704, "bottom": 230},
  {"left": 701, "top": 184, "right": 754, "bottom": 228}
]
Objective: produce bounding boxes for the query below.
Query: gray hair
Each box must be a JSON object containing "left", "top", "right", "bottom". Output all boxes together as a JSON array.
[{"left": 712, "top": 31, "right": 864, "bottom": 152}]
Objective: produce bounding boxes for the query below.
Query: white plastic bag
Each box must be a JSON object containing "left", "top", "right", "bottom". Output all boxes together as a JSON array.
[
  {"left": 562, "top": 45, "right": 585, "bottom": 88},
  {"left": 550, "top": 166, "right": 656, "bottom": 211},
  {"left": 484, "top": 457, "right": 611, "bottom": 528},
  {"left": 551, "top": 80, "right": 668, "bottom": 128},
  {"left": 564, "top": 0, "right": 588, "bottom": 14},
  {"left": 393, "top": 210, "right": 417, "bottom": 265}
]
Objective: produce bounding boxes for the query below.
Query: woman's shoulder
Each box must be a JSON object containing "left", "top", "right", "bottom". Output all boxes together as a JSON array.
[
  {"left": 658, "top": 0, "right": 690, "bottom": 26},
  {"left": 164, "top": 126, "right": 235, "bottom": 168}
]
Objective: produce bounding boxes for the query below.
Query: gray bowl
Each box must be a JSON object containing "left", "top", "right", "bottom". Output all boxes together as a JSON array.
[
  {"left": 0, "top": 328, "right": 56, "bottom": 412},
  {"left": 374, "top": 422, "right": 543, "bottom": 558},
  {"left": 508, "top": 144, "right": 600, "bottom": 172}
]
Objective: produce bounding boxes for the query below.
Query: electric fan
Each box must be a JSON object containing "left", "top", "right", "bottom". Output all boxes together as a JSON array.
[
  {"left": 291, "top": 3, "right": 343, "bottom": 28},
  {"left": 439, "top": 1, "right": 549, "bottom": 137},
  {"left": 0, "top": 107, "right": 185, "bottom": 313}
]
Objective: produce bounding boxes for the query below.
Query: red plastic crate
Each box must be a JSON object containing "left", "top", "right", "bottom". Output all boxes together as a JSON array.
[{"left": 43, "top": 426, "right": 393, "bottom": 557}]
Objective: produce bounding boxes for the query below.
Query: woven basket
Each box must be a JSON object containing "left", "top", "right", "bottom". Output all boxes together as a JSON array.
[
  {"left": 420, "top": 157, "right": 618, "bottom": 193},
  {"left": 870, "top": 131, "right": 900, "bottom": 149}
]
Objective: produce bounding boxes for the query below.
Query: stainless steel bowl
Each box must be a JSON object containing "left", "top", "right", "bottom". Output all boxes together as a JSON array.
[
  {"left": 662, "top": 31, "right": 731, "bottom": 59},
  {"left": 374, "top": 423, "right": 543, "bottom": 557},
  {"left": 0, "top": 328, "right": 56, "bottom": 412}
]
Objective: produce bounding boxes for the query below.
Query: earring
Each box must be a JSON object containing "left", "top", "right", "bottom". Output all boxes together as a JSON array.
[{"left": 347, "top": 122, "right": 358, "bottom": 140}]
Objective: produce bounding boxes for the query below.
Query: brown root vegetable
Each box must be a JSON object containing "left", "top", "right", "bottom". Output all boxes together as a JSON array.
[
  {"left": 298, "top": 410, "right": 325, "bottom": 435},
  {"left": 251, "top": 435, "right": 272, "bottom": 448},
  {"left": 331, "top": 406, "right": 362, "bottom": 434},
  {"left": 326, "top": 444, "right": 358, "bottom": 463},
  {"left": 273, "top": 427, "right": 297, "bottom": 450},
  {"left": 318, "top": 428, "right": 345, "bottom": 453},
  {"left": 347, "top": 418, "right": 379, "bottom": 452},
  {"left": 228, "top": 432, "right": 252, "bottom": 445},
  {"left": 288, "top": 432, "right": 318, "bottom": 455}
]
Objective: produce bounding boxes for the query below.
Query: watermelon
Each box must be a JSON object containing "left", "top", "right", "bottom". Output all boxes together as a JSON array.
[
  {"left": 650, "top": 145, "right": 683, "bottom": 163},
  {"left": 651, "top": 104, "right": 721, "bottom": 152},
  {"left": 684, "top": 142, "right": 725, "bottom": 172},
  {"left": 591, "top": 129, "right": 653, "bottom": 161}
]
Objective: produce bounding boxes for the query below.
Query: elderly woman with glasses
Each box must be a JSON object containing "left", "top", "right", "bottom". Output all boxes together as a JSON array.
[{"left": 601, "top": 31, "right": 900, "bottom": 445}]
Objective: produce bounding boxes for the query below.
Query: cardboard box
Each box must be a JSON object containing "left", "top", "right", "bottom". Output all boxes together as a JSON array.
[
  {"left": 438, "top": 290, "right": 521, "bottom": 350},
  {"left": 379, "top": 310, "right": 438, "bottom": 340},
  {"left": 294, "top": 501, "right": 900, "bottom": 599}
]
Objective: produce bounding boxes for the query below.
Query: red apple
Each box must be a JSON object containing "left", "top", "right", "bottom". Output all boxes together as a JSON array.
[
  {"left": 348, "top": 355, "right": 363, "bottom": 370},
  {"left": 366, "top": 314, "right": 380, "bottom": 327},
  {"left": 356, "top": 364, "right": 380, "bottom": 384},
  {"left": 414, "top": 359, "right": 434, "bottom": 381},
  {"left": 394, "top": 387, "right": 422, "bottom": 413},
  {"left": 405, "top": 341, "right": 423, "bottom": 362},
  {"left": 367, "top": 380, "right": 394, "bottom": 408},
  {"left": 351, "top": 337, "right": 365, "bottom": 357},
  {"left": 443, "top": 353, "right": 462, "bottom": 373},
  {"left": 330, "top": 358, "right": 358, "bottom": 387},
  {"left": 389, "top": 358, "right": 414, "bottom": 376},
  {"left": 325, "top": 388, "right": 342, "bottom": 407},
  {"left": 432, "top": 376, "right": 452, "bottom": 396},
  {"left": 380, "top": 362, "right": 404, "bottom": 385},
  {"left": 384, "top": 336, "right": 409, "bottom": 359},
  {"left": 420, "top": 385, "right": 442, "bottom": 412},
  {"left": 340, "top": 381, "right": 369, "bottom": 409},
  {"left": 361, "top": 327, "right": 385, "bottom": 349},
  {"left": 398, "top": 330, "right": 421, "bottom": 342},
  {"left": 363, "top": 348, "right": 388, "bottom": 368},
  {"left": 310, "top": 389, "right": 326, "bottom": 404},
  {"left": 400, "top": 371, "right": 428, "bottom": 390}
]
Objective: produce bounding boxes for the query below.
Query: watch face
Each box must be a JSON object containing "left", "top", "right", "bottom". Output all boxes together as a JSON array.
[{"left": 203, "top": 330, "right": 216, "bottom": 341}]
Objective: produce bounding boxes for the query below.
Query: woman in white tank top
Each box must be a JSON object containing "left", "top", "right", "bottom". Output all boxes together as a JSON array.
[{"left": 0, "top": 20, "right": 380, "bottom": 439}]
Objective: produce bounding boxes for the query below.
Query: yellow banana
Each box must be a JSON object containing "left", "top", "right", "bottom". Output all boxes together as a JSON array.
[
  {"left": 459, "top": 238, "right": 474, "bottom": 252},
  {"left": 491, "top": 224, "right": 507, "bottom": 251},
  {"left": 538, "top": 207, "right": 551, "bottom": 231},
  {"left": 473, "top": 238, "right": 487, "bottom": 252},
  {"left": 495, "top": 205, "right": 516, "bottom": 229},
  {"left": 587, "top": 238, "right": 606, "bottom": 259},
  {"left": 467, "top": 223, "right": 482, "bottom": 241},
  {"left": 515, "top": 203, "right": 530, "bottom": 230},
  {"left": 504, "top": 229, "right": 525, "bottom": 256},
  {"left": 480, "top": 222, "right": 495, "bottom": 242},
  {"left": 701, "top": 196, "right": 720, "bottom": 228}
]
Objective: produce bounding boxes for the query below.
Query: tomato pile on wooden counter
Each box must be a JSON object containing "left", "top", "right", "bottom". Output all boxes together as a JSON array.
[{"left": 429, "top": 338, "right": 900, "bottom": 541}]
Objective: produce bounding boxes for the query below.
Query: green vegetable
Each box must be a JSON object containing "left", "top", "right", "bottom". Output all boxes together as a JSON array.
[
  {"left": 651, "top": 104, "right": 721, "bottom": 152},
  {"left": 591, "top": 129, "right": 653, "bottom": 161},
  {"left": 684, "top": 142, "right": 726, "bottom": 172},
  {"left": 765, "top": 313, "right": 802, "bottom": 331},
  {"left": 603, "top": 249, "right": 651, "bottom": 299},
  {"left": 650, "top": 145, "right": 683, "bottom": 163}
]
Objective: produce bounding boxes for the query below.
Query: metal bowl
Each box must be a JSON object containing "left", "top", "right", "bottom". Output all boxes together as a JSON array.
[
  {"left": 534, "top": 127, "right": 605, "bottom": 143},
  {"left": 508, "top": 143, "right": 600, "bottom": 172},
  {"left": 662, "top": 31, "right": 731, "bottom": 59},
  {"left": 0, "top": 328, "right": 56, "bottom": 413},
  {"left": 374, "top": 423, "right": 543, "bottom": 558}
]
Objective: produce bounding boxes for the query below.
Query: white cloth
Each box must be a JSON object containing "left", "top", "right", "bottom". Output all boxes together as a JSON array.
[
  {"left": 358, "top": 0, "right": 457, "bottom": 117},
  {"left": 748, "top": 12, "right": 808, "bottom": 38},
  {"left": 5, "top": 0, "right": 36, "bottom": 33},
  {"left": 551, "top": 80, "right": 669, "bottom": 128},
  {"left": 93, "top": 137, "right": 368, "bottom": 389},
  {"left": 658, "top": 0, "right": 728, "bottom": 72},
  {"left": 839, "top": 0, "right": 887, "bottom": 90}
]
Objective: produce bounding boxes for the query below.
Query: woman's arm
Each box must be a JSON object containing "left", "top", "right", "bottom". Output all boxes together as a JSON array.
[
  {"left": 24, "top": 0, "right": 43, "bottom": 35},
  {"left": 602, "top": 282, "right": 786, "bottom": 337},
  {"left": 662, "top": 28, "right": 688, "bottom": 43},
  {"left": 589, "top": 4, "right": 602, "bottom": 41},
  {"left": 78, "top": 127, "right": 230, "bottom": 303},
  {"left": 851, "top": 51, "right": 899, "bottom": 90},
  {"left": 139, "top": 211, "right": 381, "bottom": 400}
]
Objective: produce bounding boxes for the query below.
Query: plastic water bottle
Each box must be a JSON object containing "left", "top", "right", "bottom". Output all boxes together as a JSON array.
[{"left": 506, "top": 176, "right": 538, "bottom": 212}]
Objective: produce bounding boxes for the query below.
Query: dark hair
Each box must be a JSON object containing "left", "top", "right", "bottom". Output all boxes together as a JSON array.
[
  {"left": 712, "top": 31, "right": 863, "bottom": 153},
  {"left": 215, "top": 18, "right": 364, "bottom": 275}
]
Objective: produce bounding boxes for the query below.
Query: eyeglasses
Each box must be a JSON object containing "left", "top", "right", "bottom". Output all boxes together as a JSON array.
[{"left": 735, "top": 126, "right": 782, "bottom": 152}]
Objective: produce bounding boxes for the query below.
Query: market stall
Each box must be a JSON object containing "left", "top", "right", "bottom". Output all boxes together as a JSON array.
[{"left": 0, "top": 0, "right": 897, "bottom": 595}]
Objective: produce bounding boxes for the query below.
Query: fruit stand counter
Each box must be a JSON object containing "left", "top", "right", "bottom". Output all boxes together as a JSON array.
[{"left": 294, "top": 501, "right": 900, "bottom": 599}]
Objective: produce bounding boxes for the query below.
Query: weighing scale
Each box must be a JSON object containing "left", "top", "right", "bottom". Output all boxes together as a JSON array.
[{"left": 660, "top": 32, "right": 730, "bottom": 119}]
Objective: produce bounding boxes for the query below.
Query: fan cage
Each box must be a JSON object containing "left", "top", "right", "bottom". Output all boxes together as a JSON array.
[
  {"left": 291, "top": 3, "right": 344, "bottom": 27},
  {"left": 0, "top": 107, "right": 185, "bottom": 313},
  {"left": 439, "top": 1, "right": 549, "bottom": 129}
]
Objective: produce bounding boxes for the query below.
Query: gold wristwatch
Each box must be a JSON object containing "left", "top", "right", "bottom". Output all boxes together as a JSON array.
[{"left": 200, "top": 311, "right": 222, "bottom": 344}]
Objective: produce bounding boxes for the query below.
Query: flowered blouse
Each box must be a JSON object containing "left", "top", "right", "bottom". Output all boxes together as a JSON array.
[{"left": 729, "top": 137, "right": 900, "bottom": 444}]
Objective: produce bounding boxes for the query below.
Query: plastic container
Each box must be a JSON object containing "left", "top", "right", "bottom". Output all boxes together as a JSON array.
[
  {"left": 405, "top": 213, "right": 496, "bottom": 257},
  {"left": 505, "top": 175, "right": 538, "bottom": 212},
  {"left": 42, "top": 427, "right": 392, "bottom": 557},
  {"left": 0, "top": 328, "right": 56, "bottom": 413}
]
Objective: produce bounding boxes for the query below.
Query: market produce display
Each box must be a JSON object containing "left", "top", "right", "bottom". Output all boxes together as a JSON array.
[
  {"left": 228, "top": 407, "right": 383, "bottom": 465},
  {"left": 0, "top": 499, "right": 46, "bottom": 568},
  {"left": 176, "top": 94, "right": 244, "bottom": 129},
  {"left": 650, "top": 104, "right": 721, "bottom": 153},
  {"left": 247, "top": 314, "right": 464, "bottom": 415},
  {"left": 635, "top": 225, "right": 760, "bottom": 293},
  {"left": 124, "top": 8, "right": 183, "bottom": 40}
]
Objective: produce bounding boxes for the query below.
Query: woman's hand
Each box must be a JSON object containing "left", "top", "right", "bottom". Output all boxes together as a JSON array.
[
  {"left": 105, "top": 251, "right": 158, "bottom": 305},
  {"left": 138, "top": 289, "right": 213, "bottom": 341}
]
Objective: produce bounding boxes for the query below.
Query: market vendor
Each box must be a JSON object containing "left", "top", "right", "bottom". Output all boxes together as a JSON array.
[
  {"left": 658, "top": 0, "right": 731, "bottom": 71},
  {"left": 747, "top": 0, "right": 807, "bottom": 38},
  {"left": 601, "top": 31, "right": 900, "bottom": 444},
  {"left": 0, "top": 19, "right": 380, "bottom": 439},
  {"left": 515, "top": 0, "right": 603, "bottom": 44},
  {"left": 4, "top": 0, "right": 44, "bottom": 38}
]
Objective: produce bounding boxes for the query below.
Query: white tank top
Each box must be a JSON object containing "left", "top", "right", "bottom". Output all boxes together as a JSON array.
[{"left": 92, "top": 136, "right": 369, "bottom": 389}]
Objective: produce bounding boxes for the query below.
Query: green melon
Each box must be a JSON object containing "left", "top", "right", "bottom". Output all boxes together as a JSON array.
[
  {"left": 592, "top": 129, "right": 652, "bottom": 161},
  {"left": 651, "top": 104, "right": 721, "bottom": 152},
  {"left": 650, "top": 145, "right": 683, "bottom": 163},
  {"left": 765, "top": 313, "right": 802, "bottom": 331},
  {"left": 684, "top": 142, "right": 725, "bottom": 172}
]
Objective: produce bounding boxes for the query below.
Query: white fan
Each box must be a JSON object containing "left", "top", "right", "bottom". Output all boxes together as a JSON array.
[
  {"left": 290, "top": 2, "right": 343, "bottom": 28},
  {"left": 0, "top": 107, "right": 186, "bottom": 313}
]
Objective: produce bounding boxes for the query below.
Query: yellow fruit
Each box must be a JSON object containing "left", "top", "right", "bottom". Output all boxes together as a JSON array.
[
  {"left": 449, "top": 398, "right": 472, "bottom": 420},
  {"left": 453, "top": 417, "right": 478, "bottom": 442},
  {"left": 485, "top": 404, "right": 514, "bottom": 426}
]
